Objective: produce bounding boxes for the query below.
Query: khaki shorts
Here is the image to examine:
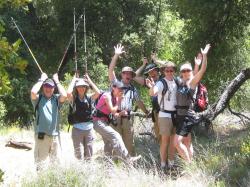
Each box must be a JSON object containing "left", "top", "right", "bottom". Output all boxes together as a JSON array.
[{"left": 158, "top": 117, "right": 174, "bottom": 136}]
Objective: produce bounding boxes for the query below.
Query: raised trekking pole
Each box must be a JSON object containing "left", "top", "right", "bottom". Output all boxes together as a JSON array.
[
  {"left": 57, "top": 14, "right": 83, "bottom": 73},
  {"left": 11, "top": 17, "right": 43, "bottom": 74},
  {"left": 83, "top": 8, "right": 87, "bottom": 73},
  {"left": 73, "top": 8, "right": 78, "bottom": 76}
]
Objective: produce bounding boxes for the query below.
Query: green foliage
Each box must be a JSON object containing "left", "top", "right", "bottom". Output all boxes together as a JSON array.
[
  {"left": 0, "top": 101, "right": 7, "bottom": 127},
  {"left": 0, "top": 168, "right": 3, "bottom": 183},
  {"left": 167, "top": 0, "right": 250, "bottom": 103}
]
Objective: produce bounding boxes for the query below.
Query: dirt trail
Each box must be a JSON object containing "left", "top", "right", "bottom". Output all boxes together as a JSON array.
[{"left": 0, "top": 129, "right": 104, "bottom": 186}]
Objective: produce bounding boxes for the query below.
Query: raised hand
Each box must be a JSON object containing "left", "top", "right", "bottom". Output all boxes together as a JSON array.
[
  {"left": 194, "top": 57, "right": 202, "bottom": 66},
  {"left": 143, "top": 57, "right": 148, "bottom": 65},
  {"left": 40, "top": 73, "right": 48, "bottom": 82},
  {"left": 151, "top": 52, "right": 156, "bottom": 62},
  {"left": 201, "top": 44, "right": 211, "bottom": 55},
  {"left": 146, "top": 78, "right": 155, "bottom": 88},
  {"left": 114, "top": 44, "right": 125, "bottom": 56}
]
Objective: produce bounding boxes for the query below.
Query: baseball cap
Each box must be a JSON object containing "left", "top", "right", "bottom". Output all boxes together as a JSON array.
[
  {"left": 112, "top": 80, "right": 125, "bottom": 89},
  {"left": 180, "top": 63, "right": 193, "bottom": 72},
  {"left": 43, "top": 79, "right": 55, "bottom": 87}
]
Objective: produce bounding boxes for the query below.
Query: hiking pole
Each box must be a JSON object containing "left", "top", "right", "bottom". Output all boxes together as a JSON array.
[
  {"left": 152, "top": 0, "right": 162, "bottom": 59},
  {"left": 74, "top": 8, "right": 78, "bottom": 76},
  {"left": 57, "top": 14, "right": 83, "bottom": 73},
  {"left": 83, "top": 8, "right": 87, "bottom": 73},
  {"left": 11, "top": 17, "right": 43, "bottom": 74}
]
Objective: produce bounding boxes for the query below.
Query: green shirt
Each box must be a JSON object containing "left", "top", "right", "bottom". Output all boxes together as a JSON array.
[{"left": 32, "top": 94, "right": 61, "bottom": 136}]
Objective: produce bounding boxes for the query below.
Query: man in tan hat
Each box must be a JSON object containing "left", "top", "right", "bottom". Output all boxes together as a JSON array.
[{"left": 108, "top": 44, "right": 149, "bottom": 156}]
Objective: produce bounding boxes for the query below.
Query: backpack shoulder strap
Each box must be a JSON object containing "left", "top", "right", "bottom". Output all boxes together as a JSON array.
[
  {"left": 159, "top": 78, "right": 168, "bottom": 110},
  {"left": 35, "top": 94, "right": 43, "bottom": 113},
  {"left": 160, "top": 78, "right": 168, "bottom": 96}
]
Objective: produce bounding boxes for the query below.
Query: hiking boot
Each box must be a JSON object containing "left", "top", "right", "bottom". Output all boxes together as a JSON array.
[{"left": 129, "top": 155, "right": 142, "bottom": 163}]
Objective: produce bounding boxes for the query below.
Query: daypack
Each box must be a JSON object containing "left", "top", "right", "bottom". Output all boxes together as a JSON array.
[
  {"left": 34, "top": 94, "right": 59, "bottom": 126},
  {"left": 194, "top": 83, "right": 208, "bottom": 112},
  {"left": 67, "top": 95, "right": 92, "bottom": 125}
]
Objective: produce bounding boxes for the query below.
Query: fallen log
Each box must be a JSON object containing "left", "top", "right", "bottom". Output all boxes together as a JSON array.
[
  {"left": 200, "top": 68, "right": 250, "bottom": 123},
  {"left": 5, "top": 140, "right": 32, "bottom": 150}
]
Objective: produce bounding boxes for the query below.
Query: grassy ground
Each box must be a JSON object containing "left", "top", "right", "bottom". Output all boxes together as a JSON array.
[{"left": 0, "top": 114, "right": 249, "bottom": 187}]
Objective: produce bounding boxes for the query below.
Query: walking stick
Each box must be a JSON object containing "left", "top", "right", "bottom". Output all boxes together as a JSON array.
[
  {"left": 11, "top": 17, "right": 43, "bottom": 74},
  {"left": 57, "top": 14, "right": 83, "bottom": 73},
  {"left": 83, "top": 8, "right": 87, "bottom": 73},
  {"left": 73, "top": 8, "right": 78, "bottom": 74}
]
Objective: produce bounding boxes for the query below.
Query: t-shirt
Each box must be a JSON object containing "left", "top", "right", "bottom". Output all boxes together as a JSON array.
[
  {"left": 113, "top": 79, "right": 140, "bottom": 111},
  {"left": 154, "top": 78, "right": 177, "bottom": 118},
  {"left": 32, "top": 94, "right": 61, "bottom": 136},
  {"left": 92, "top": 92, "right": 113, "bottom": 122}
]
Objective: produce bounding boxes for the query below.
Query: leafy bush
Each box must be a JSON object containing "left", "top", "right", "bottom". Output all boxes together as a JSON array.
[{"left": 0, "top": 100, "right": 6, "bottom": 127}]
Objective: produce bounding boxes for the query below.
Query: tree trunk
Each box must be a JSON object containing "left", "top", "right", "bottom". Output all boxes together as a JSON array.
[{"left": 202, "top": 68, "right": 250, "bottom": 122}]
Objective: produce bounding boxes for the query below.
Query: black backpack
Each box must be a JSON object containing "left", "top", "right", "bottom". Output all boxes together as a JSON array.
[{"left": 67, "top": 95, "right": 92, "bottom": 125}]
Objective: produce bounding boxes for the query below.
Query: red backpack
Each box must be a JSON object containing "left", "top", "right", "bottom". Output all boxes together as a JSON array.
[{"left": 195, "top": 83, "right": 208, "bottom": 111}]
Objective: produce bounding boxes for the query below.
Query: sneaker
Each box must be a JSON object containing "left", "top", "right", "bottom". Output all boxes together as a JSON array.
[{"left": 129, "top": 155, "right": 142, "bottom": 163}]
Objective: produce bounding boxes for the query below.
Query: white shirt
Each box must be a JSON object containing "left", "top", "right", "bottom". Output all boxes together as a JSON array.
[{"left": 154, "top": 78, "right": 177, "bottom": 118}]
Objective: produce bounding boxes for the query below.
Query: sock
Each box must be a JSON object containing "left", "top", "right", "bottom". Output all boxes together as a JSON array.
[
  {"left": 161, "top": 162, "right": 166, "bottom": 168},
  {"left": 168, "top": 159, "right": 174, "bottom": 167}
]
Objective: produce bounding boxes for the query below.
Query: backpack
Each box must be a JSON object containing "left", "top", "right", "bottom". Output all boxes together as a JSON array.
[
  {"left": 35, "top": 94, "right": 59, "bottom": 126},
  {"left": 194, "top": 83, "right": 208, "bottom": 112},
  {"left": 67, "top": 95, "right": 92, "bottom": 125}
]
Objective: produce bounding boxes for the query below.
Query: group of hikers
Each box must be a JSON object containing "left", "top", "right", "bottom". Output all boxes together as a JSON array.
[{"left": 31, "top": 43, "right": 211, "bottom": 171}]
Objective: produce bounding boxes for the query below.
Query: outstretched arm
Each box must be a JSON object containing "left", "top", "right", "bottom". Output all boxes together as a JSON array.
[
  {"left": 53, "top": 73, "right": 67, "bottom": 103},
  {"left": 190, "top": 44, "right": 211, "bottom": 89},
  {"left": 108, "top": 44, "right": 125, "bottom": 82},
  {"left": 31, "top": 73, "right": 48, "bottom": 100}
]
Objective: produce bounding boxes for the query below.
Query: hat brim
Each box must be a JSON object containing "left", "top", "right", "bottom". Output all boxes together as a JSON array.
[
  {"left": 121, "top": 71, "right": 136, "bottom": 78},
  {"left": 144, "top": 67, "right": 160, "bottom": 75},
  {"left": 43, "top": 83, "right": 55, "bottom": 88},
  {"left": 75, "top": 84, "right": 89, "bottom": 87}
]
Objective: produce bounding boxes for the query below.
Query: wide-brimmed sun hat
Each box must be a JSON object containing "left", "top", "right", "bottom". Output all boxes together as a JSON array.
[
  {"left": 75, "top": 78, "right": 89, "bottom": 87},
  {"left": 144, "top": 63, "right": 159, "bottom": 75},
  {"left": 121, "top": 66, "right": 136, "bottom": 77}
]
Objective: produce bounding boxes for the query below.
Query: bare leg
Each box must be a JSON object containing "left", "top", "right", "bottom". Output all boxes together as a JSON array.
[
  {"left": 174, "top": 134, "right": 191, "bottom": 163},
  {"left": 168, "top": 128, "right": 176, "bottom": 162},
  {"left": 160, "top": 135, "right": 170, "bottom": 166},
  {"left": 183, "top": 133, "right": 193, "bottom": 161}
]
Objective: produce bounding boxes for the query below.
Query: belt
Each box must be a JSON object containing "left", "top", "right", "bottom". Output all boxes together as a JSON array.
[
  {"left": 175, "top": 105, "right": 189, "bottom": 109},
  {"left": 160, "top": 110, "right": 177, "bottom": 126}
]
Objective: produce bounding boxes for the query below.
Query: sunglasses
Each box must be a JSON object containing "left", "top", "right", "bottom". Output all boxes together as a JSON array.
[
  {"left": 181, "top": 69, "right": 192, "bottom": 73},
  {"left": 43, "top": 84, "right": 54, "bottom": 88}
]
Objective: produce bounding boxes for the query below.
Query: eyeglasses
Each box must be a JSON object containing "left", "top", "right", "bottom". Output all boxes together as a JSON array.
[{"left": 181, "top": 69, "right": 191, "bottom": 73}]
